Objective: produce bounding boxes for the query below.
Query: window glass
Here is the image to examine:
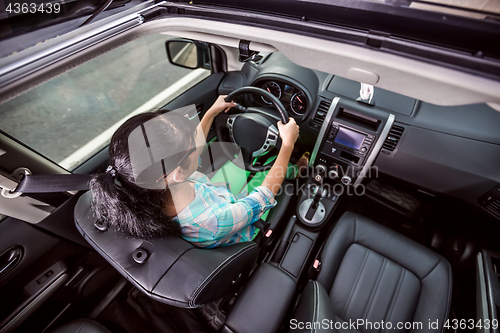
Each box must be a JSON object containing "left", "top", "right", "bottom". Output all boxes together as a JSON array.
[{"left": 0, "top": 34, "right": 210, "bottom": 170}]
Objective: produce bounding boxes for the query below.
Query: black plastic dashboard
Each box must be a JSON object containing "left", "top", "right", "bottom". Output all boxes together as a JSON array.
[{"left": 218, "top": 52, "right": 500, "bottom": 220}]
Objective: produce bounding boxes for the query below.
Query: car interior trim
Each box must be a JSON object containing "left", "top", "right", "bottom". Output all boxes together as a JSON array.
[
  {"left": 2, "top": 15, "right": 500, "bottom": 107},
  {"left": 476, "top": 252, "right": 492, "bottom": 333},
  {"left": 309, "top": 97, "right": 339, "bottom": 167},
  {"left": 0, "top": 273, "right": 69, "bottom": 333},
  {"left": 0, "top": 9, "right": 148, "bottom": 91},
  {"left": 353, "top": 113, "right": 394, "bottom": 187},
  {"left": 132, "top": 5, "right": 500, "bottom": 105},
  {"left": 167, "top": 31, "right": 278, "bottom": 53},
  {"left": 195, "top": 0, "right": 500, "bottom": 67}
]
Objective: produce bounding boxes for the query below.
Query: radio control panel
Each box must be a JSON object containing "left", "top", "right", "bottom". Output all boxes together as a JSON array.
[
  {"left": 320, "top": 122, "right": 376, "bottom": 167},
  {"left": 309, "top": 97, "right": 395, "bottom": 187}
]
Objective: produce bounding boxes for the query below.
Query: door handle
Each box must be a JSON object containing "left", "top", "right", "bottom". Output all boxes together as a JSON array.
[{"left": 0, "top": 246, "right": 23, "bottom": 280}]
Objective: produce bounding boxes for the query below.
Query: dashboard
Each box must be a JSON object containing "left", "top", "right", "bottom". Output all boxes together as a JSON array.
[
  {"left": 251, "top": 79, "right": 308, "bottom": 117},
  {"left": 218, "top": 51, "right": 500, "bottom": 222}
]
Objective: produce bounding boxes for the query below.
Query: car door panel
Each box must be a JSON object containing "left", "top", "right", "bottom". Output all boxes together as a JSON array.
[
  {"left": 0, "top": 215, "right": 121, "bottom": 332},
  {"left": 0, "top": 218, "right": 81, "bottom": 331}
]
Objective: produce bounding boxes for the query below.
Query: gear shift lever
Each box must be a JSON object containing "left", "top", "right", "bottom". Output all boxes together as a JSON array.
[
  {"left": 298, "top": 185, "right": 327, "bottom": 225},
  {"left": 305, "top": 186, "right": 327, "bottom": 219}
]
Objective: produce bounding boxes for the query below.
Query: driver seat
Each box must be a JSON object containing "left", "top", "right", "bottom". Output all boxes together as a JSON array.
[{"left": 74, "top": 191, "right": 259, "bottom": 308}]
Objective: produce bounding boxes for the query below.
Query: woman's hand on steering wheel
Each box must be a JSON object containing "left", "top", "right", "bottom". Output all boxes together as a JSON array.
[
  {"left": 214, "top": 87, "right": 293, "bottom": 172},
  {"left": 278, "top": 118, "right": 300, "bottom": 148},
  {"left": 206, "top": 95, "right": 237, "bottom": 117}
]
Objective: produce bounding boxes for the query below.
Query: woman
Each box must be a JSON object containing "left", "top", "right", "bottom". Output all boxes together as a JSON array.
[{"left": 90, "top": 95, "right": 301, "bottom": 248}]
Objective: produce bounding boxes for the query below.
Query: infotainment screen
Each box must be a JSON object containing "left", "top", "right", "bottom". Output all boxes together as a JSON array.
[{"left": 334, "top": 127, "right": 365, "bottom": 150}]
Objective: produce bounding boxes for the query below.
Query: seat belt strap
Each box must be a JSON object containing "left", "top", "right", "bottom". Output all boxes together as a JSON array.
[
  {"left": 14, "top": 174, "right": 93, "bottom": 193},
  {"left": 253, "top": 219, "right": 269, "bottom": 233},
  {"left": 253, "top": 218, "right": 272, "bottom": 248}
]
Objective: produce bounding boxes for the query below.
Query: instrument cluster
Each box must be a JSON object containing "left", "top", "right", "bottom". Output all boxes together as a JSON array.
[{"left": 252, "top": 79, "right": 308, "bottom": 117}]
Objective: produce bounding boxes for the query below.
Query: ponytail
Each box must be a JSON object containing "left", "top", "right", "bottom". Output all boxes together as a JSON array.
[{"left": 89, "top": 172, "right": 182, "bottom": 238}]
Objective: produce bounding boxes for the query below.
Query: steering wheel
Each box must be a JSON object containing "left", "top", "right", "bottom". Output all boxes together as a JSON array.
[{"left": 215, "top": 87, "right": 290, "bottom": 172}]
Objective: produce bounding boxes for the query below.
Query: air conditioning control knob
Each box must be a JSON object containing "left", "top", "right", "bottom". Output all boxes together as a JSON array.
[
  {"left": 341, "top": 175, "right": 352, "bottom": 185},
  {"left": 328, "top": 170, "right": 338, "bottom": 179},
  {"left": 315, "top": 164, "right": 327, "bottom": 175}
]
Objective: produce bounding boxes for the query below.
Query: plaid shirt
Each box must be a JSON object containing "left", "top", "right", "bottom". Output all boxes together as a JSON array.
[{"left": 175, "top": 171, "right": 276, "bottom": 248}]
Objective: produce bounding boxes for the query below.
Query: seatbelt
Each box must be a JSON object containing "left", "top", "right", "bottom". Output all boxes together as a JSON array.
[
  {"left": 13, "top": 174, "right": 93, "bottom": 194},
  {"left": 253, "top": 219, "right": 268, "bottom": 234},
  {"left": 253, "top": 218, "right": 272, "bottom": 248},
  {"left": 9, "top": 174, "right": 276, "bottom": 248}
]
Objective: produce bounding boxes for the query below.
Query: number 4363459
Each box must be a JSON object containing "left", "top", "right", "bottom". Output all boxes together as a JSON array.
[{"left": 6, "top": 3, "right": 61, "bottom": 14}]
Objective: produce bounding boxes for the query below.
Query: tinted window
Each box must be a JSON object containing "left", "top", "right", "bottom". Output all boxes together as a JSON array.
[{"left": 0, "top": 34, "right": 210, "bottom": 169}]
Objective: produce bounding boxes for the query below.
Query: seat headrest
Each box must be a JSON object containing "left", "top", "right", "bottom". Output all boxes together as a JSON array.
[{"left": 74, "top": 191, "right": 258, "bottom": 308}]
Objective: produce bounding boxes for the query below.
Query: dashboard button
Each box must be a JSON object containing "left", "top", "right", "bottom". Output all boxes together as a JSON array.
[
  {"left": 321, "top": 142, "right": 337, "bottom": 157},
  {"left": 328, "top": 170, "right": 338, "bottom": 179},
  {"left": 341, "top": 176, "right": 352, "bottom": 185},
  {"left": 315, "top": 165, "right": 327, "bottom": 174}
]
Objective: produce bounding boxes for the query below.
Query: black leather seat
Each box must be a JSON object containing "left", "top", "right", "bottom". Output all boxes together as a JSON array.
[
  {"left": 50, "top": 319, "right": 111, "bottom": 333},
  {"left": 74, "top": 184, "right": 292, "bottom": 308},
  {"left": 291, "top": 212, "right": 452, "bottom": 333},
  {"left": 74, "top": 191, "right": 259, "bottom": 308}
]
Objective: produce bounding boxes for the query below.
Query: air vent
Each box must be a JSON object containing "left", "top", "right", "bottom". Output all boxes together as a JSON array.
[
  {"left": 485, "top": 198, "right": 500, "bottom": 219},
  {"left": 311, "top": 100, "right": 330, "bottom": 129},
  {"left": 478, "top": 185, "right": 500, "bottom": 220},
  {"left": 382, "top": 124, "right": 405, "bottom": 152}
]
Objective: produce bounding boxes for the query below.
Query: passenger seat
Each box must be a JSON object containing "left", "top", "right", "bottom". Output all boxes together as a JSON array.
[{"left": 291, "top": 212, "right": 452, "bottom": 333}]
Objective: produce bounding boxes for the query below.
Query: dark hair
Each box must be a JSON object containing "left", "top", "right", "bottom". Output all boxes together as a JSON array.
[{"left": 89, "top": 109, "right": 197, "bottom": 238}]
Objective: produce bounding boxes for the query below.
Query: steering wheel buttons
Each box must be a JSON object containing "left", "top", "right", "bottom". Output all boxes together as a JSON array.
[{"left": 268, "top": 134, "right": 276, "bottom": 140}]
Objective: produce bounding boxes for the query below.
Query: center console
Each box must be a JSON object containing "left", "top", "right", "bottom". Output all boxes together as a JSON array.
[
  {"left": 222, "top": 98, "right": 396, "bottom": 333},
  {"left": 297, "top": 97, "right": 395, "bottom": 227},
  {"left": 311, "top": 97, "right": 395, "bottom": 187}
]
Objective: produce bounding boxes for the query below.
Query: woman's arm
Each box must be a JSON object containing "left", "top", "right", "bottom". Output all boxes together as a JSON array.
[
  {"left": 208, "top": 119, "right": 299, "bottom": 241},
  {"left": 261, "top": 118, "right": 300, "bottom": 196},
  {"left": 197, "top": 95, "right": 236, "bottom": 142}
]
